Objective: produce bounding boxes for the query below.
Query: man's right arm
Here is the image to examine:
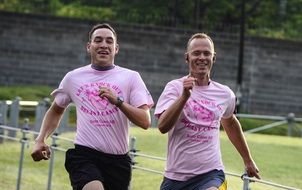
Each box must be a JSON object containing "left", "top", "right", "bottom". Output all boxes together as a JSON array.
[
  {"left": 157, "top": 77, "right": 195, "bottom": 134},
  {"left": 31, "top": 101, "right": 65, "bottom": 161},
  {"left": 157, "top": 95, "right": 188, "bottom": 134}
]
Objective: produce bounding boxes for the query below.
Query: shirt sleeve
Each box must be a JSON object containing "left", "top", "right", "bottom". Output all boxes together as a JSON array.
[
  {"left": 50, "top": 74, "right": 72, "bottom": 108},
  {"left": 222, "top": 88, "right": 236, "bottom": 119},
  {"left": 154, "top": 81, "right": 180, "bottom": 118},
  {"left": 129, "top": 72, "right": 154, "bottom": 108}
]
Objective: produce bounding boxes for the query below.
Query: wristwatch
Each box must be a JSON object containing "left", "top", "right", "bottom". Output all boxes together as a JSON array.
[{"left": 115, "top": 96, "right": 124, "bottom": 107}]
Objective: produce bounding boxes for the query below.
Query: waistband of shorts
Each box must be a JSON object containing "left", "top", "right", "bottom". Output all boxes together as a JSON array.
[{"left": 74, "top": 144, "right": 129, "bottom": 159}]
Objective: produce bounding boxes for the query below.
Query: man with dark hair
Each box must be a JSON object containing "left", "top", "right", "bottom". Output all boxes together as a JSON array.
[
  {"left": 31, "top": 23, "right": 154, "bottom": 190},
  {"left": 155, "top": 33, "right": 260, "bottom": 190}
]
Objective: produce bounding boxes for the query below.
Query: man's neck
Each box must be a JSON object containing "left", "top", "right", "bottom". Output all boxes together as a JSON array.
[
  {"left": 190, "top": 73, "right": 210, "bottom": 86},
  {"left": 91, "top": 63, "right": 115, "bottom": 71},
  {"left": 196, "top": 77, "right": 210, "bottom": 86}
]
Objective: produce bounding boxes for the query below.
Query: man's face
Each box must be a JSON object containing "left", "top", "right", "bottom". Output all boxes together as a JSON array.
[
  {"left": 87, "top": 28, "right": 118, "bottom": 66},
  {"left": 186, "top": 38, "right": 215, "bottom": 77}
]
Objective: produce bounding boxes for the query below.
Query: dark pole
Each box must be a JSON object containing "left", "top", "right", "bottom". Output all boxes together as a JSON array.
[
  {"left": 195, "top": 0, "right": 200, "bottom": 28},
  {"left": 236, "top": 0, "right": 246, "bottom": 113}
]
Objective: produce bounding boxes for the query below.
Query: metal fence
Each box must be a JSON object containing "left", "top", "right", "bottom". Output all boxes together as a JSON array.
[
  {"left": 1, "top": 98, "right": 302, "bottom": 137},
  {"left": 0, "top": 98, "right": 302, "bottom": 189},
  {"left": 237, "top": 113, "right": 302, "bottom": 137},
  {"left": 0, "top": 123, "right": 301, "bottom": 190}
]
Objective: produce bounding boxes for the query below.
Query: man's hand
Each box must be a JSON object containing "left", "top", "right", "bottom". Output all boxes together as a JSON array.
[
  {"left": 99, "top": 87, "right": 119, "bottom": 105},
  {"left": 31, "top": 141, "right": 51, "bottom": 161},
  {"left": 182, "top": 75, "right": 196, "bottom": 98},
  {"left": 245, "top": 159, "right": 261, "bottom": 179}
]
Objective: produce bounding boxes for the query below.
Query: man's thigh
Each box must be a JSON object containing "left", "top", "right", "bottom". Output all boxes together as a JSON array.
[
  {"left": 83, "top": 180, "right": 104, "bottom": 190},
  {"left": 205, "top": 180, "right": 227, "bottom": 190},
  {"left": 65, "top": 148, "right": 104, "bottom": 190}
]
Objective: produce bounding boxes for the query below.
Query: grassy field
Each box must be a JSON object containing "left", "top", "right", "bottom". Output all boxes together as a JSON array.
[{"left": 0, "top": 127, "right": 301, "bottom": 190}]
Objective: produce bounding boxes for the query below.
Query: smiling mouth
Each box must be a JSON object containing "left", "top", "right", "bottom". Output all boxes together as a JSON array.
[
  {"left": 195, "top": 62, "right": 207, "bottom": 67},
  {"left": 97, "top": 51, "right": 109, "bottom": 55}
]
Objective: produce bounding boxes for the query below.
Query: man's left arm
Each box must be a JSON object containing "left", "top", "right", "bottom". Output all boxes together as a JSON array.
[
  {"left": 221, "top": 114, "right": 261, "bottom": 179},
  {"left": 119, "top": 103, "right": 151, "bottom": 130},
  {"left": 99, "top": 87, "right": 151, "bottom": 129}
]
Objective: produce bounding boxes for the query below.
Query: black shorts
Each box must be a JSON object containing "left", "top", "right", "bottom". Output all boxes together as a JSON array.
[
  {"left": 65, "top": 144, "right": 132, "bottom": 190},
  {"left": 160, "top": 169, "right": 227, "bottom": 190}
]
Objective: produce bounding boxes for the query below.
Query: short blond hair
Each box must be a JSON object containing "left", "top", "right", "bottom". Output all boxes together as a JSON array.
[{"left": 186, "top": 33, "right": 215, "bottom": 52}]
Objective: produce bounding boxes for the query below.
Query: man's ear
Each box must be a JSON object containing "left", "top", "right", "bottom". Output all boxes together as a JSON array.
[
  {"left": 185, "top": 53, "right": 189, "bottom": 63},
  {"left": 213, "top": 53, "right": 216, "bottom": 62},
  {"left": 86, "top": 42, "right": 91, "bottom": 53},
  {"left": 115, "top": 43, "right": 119, "bottom": 54}
]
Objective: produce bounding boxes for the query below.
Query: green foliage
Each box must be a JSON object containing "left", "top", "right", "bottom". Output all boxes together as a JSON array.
[
  {"left": 0, "top": 0, "right": 115, "bottom": 20},
  {"left": 245, "top": 0, "right": 302, "bottom": 39},
  {"left": 0, "top": 0, "right": 301, "bottom": 39},
  {"left": 55, "top": 3, "right": 116, "bottom": 21},
  {"left": 0, "top": 0, "right": 61, "bottom": 14}
]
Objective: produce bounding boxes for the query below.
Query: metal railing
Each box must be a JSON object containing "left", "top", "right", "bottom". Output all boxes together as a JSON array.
[
  {"left": 0, "top": 123, "right": 301, "bottom": 190},
  {"left": 1, "top": 98, "right": 302, "bottom": 189},
  {"left": 129, "top": 137, "right": 301, "bottom": 190},
  {"left": 1, "top": 98, "right": 302, "bottom": 137},
  {"left": 237, "top": 113, "right": 302, "bottom": 136},
  {"left": 0, "top": 121, "right": 71, "bottom": 190}
]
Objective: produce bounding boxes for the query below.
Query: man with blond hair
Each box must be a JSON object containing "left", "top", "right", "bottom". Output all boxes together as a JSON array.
[{"left": 155, "top": 33, "right": 260, "bottom": 190}]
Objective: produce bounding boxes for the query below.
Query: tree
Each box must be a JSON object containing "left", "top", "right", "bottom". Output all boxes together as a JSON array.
[{"left": 0, "top": 0, "right": 301, "bottom": 39}]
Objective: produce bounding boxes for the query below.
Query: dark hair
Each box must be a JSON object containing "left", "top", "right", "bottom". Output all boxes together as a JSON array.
[{"left": 88, "top": 23, "right": 117, "bottom": 42}]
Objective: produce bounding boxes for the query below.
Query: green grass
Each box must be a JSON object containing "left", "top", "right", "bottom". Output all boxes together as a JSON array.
[
  {"left": 0, "top": 127, "right": 302, "bottom": 190},
  {"left": 221, "top": 133, "right": 302, "bottom": 189},
  {"left": 0, "top": 85, "right": 53, "bottom": 101}
]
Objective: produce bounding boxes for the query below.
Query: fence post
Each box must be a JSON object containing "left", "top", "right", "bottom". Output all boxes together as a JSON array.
[
  {"left": 57, "top": 106, "right": 70, "bottom": 134},
  {"left": 286, "top": 113, "right": 295, "bottom": 137},
  {"left": 47, "top": 132, "right": 58, "bottom": 190},
  {"left": 16, "top": 118, "right": 29, "bottom": 190},
  {"left": 0, "top": 100, "right": 8, "bottom": 125},
  {"left": 129, "top": 137, "right": 137, "bottom": 190},
  {"left": 0, "top": 101, "right": 8, "bottom": 143},
  {"left": 34, "top": 98, "right": 50, "bottom": 136},
  {"left": 129, "top": 136, "right": 137, "bottom": 164},
  {"left": 8, "top": 97, "right": 21, "bottom": 138},
  {"left": 242, "top": 171, "right": 250, "bottom": 190},
  {"left": 0, "top": 113, "right": 3, "bottom": 144},
  {"left": 150, "top": 108, "right": 157, "bottom": 128}
]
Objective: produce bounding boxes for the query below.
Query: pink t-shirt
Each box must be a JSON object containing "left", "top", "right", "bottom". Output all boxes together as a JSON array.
[
  {"left": 155, "top": 76, "right": 236, "bottom": 181},
  {"left": 52, "top": 65, "right": 153, "bottom": 155}
]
